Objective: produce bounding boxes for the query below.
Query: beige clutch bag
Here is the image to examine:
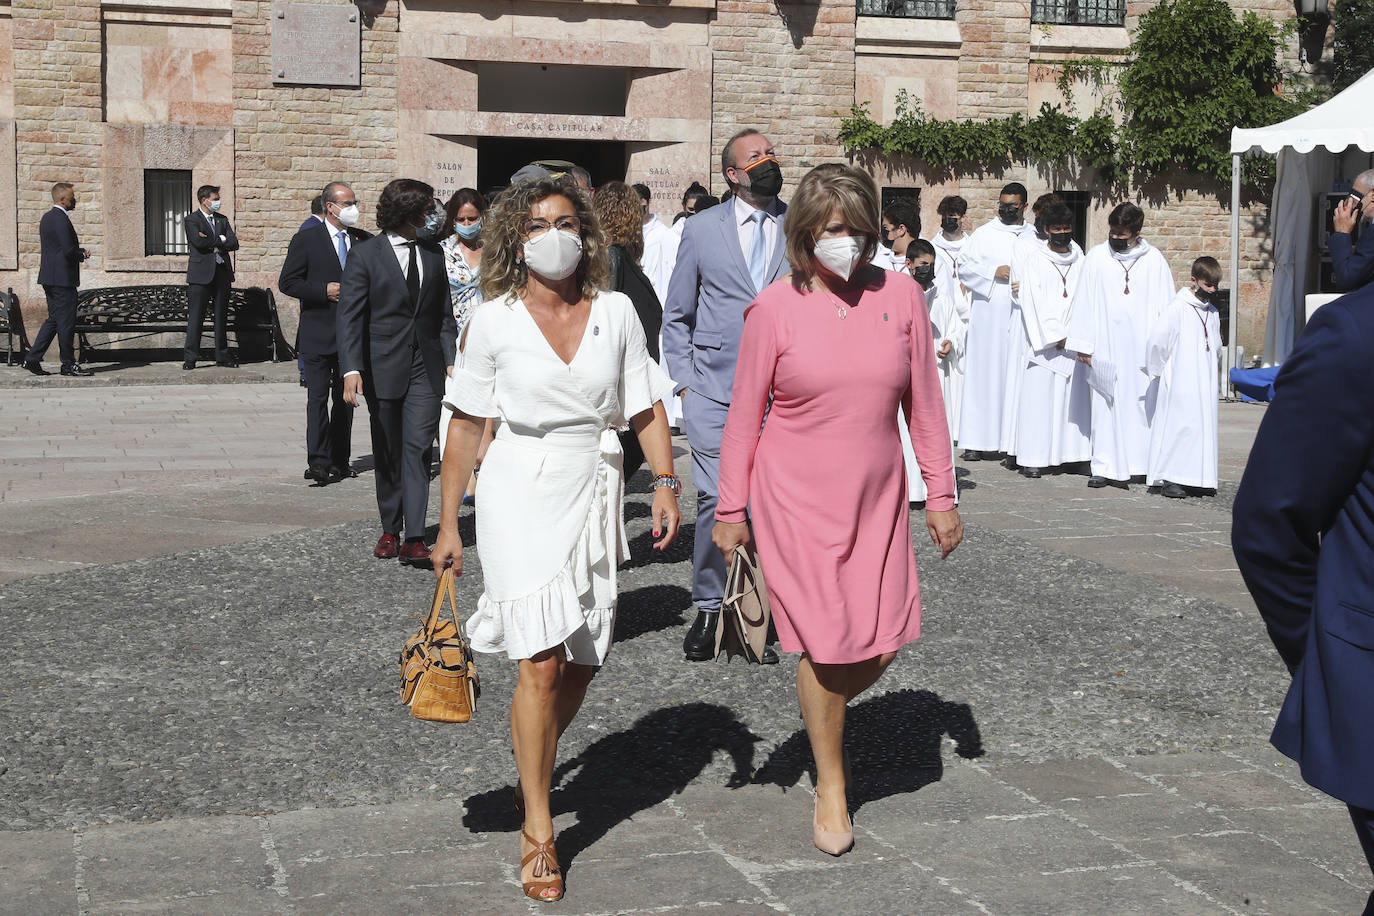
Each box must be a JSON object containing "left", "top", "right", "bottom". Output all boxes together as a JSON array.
[{"left": 715, "top": 542, "right": 773, "bottom": 663}]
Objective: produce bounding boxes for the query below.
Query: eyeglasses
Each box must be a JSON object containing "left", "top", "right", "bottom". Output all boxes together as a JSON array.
[{"left": 522, "top": 216, "right": 581, "bottom": 238}]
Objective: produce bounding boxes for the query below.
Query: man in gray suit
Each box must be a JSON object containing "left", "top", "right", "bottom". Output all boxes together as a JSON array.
[
  {"left": 663, "top": 128, "right": 788, "bottom": 663},
  {"left": 338, "top": 178, "right": 458, "bottom": 568}
]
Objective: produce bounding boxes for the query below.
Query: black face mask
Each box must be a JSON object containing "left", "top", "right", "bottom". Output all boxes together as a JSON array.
[
  {"left": 880, "top": 229, "right": 893, "bottom": 249},
  {"left": 1107, "top": 236, "right": 1133, "bottom": 253},
  {"left": 940, "top": 216, "right": 960, "bottom": 234},
  {"left": 911, "top": 265, "right": 936, "bottom": 289},
  {"left": 740, "top": 158, "right": 783, "bottom": 199},
  {"left": 1194, "top": 287, "right": 1218, "bottom": 304},
  {"left": 998, "top": 203, "right": 1021, "bottom": 225},
  {"left": 1048, "top": 230, "right": 1074, "bottom": 249}
]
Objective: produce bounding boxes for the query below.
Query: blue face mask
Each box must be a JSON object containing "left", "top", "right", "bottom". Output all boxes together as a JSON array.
[
  {"left": 415, "top": 209, "right": 445, "bottom": 241},
  {"left": 455, "top": 220, "right": 481, "bottom": 240}
]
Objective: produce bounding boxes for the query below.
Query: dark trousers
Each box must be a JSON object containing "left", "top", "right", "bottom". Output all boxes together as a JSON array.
[
  {"left": 683, "top": 389, "right": 729, "bottom": 613},
  {"left": 1352, "top": 805, "right": 1374, "bottom": 915},
  {"left": 185, "top": 265, "right": 232, "bottom": 361},
  {"left": 302, "top": 351, "right": 353, "bottom": 470},
  {"left": 366, "top": 351, "right": 440, "bottom": 540},
  {"left": 27, "top": 284, "right": 78, "bottom": 368}
]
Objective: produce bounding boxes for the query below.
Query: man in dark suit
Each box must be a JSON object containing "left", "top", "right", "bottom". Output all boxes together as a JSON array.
[
  {"left": 1232, "top": 282, "right": 1374, "bottom": 914},
  {"left": 183, "top": 184, "right": 240, "bottom": 370},
  {"left": 1330, "top": 169, "right": 1374, "bottom": 291},
  {"left": 301, "top": 194, "right": 324, "bottom": 232},
  {"left": 338, "top": 178, "right": 457, "bottom": 567},
  {"left": 662, "top": 128, "right": 788, "bottom": 663},
  {"left": 23, "top": 182, "right": 92, "bottom": 377},
  {"left": 279, "top": 181, "right": 371, "bottom": 485}
]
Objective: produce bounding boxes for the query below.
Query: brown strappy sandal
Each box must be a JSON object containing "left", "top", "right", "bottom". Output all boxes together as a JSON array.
[{"left": 520, "top": 829, "right": 564, "bottom": 902}]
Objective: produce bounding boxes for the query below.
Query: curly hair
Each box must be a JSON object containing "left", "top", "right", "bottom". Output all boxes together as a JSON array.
[
  {"left": 441, "top": 187, "right": 488, "bottom": 237},
  {"left": 480, "top": 179, "right": 610, "bottom": 302},
  {"left": 375, "top": 178, "right": 435, "bottom": 233},
  {"left": 592, "top": 181, "right": 645, "bottom": 264}
]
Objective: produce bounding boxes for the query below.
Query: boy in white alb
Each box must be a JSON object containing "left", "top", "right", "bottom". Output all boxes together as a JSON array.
[
  {"left": 899, "top": 239, "right": 962, "bottom": 505},
  {"left": 1145, "top": 256, "right": 1223, "bottom": 498},
  {"left": 1068, "top": 202, "right": 1176, "bottom": 488}
]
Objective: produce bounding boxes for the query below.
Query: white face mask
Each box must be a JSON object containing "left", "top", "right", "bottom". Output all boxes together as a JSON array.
[
  {"left": 336, "top": 204, "right": 360, "bottom": 228},
  {"left": 523, "top": 229, "right": 584, "bottom": 282},
  {"left": 208, "top": 199, "right": 222, "bottom": 213},
  {"left": 813, "top": 236, "right": 865, "bottom": 282}
]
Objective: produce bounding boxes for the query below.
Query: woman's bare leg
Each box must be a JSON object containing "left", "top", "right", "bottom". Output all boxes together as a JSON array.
[
  {"left": 797, "top": 655, "right": 852, "bottom": 833},
  {"left": 512, "top": 648, "right": 567, "bottom": 900}
]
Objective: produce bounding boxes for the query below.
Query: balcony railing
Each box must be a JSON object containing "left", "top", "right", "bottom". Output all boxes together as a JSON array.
[
  {"left": 1031, "top": 0, "right": 1126, "bottom": 26},
  {"left": 857, "top": 0, "right": 957, "bottom": 20}
]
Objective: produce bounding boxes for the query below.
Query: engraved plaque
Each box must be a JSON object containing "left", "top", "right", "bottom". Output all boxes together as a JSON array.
[{"left": 271, "top": 2, "right": 361, "bottom": 87}]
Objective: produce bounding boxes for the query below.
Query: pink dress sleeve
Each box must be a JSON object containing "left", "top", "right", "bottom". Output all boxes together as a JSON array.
[
  {"left": 902, "top": 285, "right": 957, "bottom": 510},
  {"left": 716, "top": 298, "right": 779, "bottom": 525}
]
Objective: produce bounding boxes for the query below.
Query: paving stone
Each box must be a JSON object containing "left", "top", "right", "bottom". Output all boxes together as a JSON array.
[
  {"left": 763, "top": 860, "right": 966, "bottom": 916},
  {"left": 77, "top": 816, "right": 272, "bottom": 906},
  {"left": 0, "top": 829, "right": 76, "bottom": 913},
  {"left": 952, "top": 863, "right": 1225, "bottom": 915},
  {"left": 987, "top": 756, "right": 1158, "bottom": 803},
  {"left": 1129, "top": 831, "right": 1369, "bottom": 915}
]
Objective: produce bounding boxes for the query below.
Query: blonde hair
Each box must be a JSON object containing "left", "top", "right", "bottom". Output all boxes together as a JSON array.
[
  {"left": 480, "top": 179, "right": 610, "bottom": 302},
  {"left": 592, "top": 181, "right": 645, "bottom": 264},
  {"left": 785, "top": 164, "right": 881, "bottom": 290}
]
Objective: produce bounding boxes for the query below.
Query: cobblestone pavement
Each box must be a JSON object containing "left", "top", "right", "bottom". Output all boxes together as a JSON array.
[{"left": 0, "top": 366, "right": 1368, "bottom": 915}]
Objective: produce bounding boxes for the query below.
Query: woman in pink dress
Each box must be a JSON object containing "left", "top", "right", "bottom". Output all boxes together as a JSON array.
[{"left": 713, "top": 163, "right": 963, "bottom": 857}]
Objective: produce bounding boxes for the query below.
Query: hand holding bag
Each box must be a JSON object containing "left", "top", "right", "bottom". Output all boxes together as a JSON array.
[
  {"left": 399, "top": 567, "right": 479, "bottom": 723},
  {"left": 715, "top": 541, "right": 773, "bottom": 663}
]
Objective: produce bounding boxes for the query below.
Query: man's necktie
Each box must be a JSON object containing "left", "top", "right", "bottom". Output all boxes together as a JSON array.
[
  {"left": 210, "top": 214, "right": 224, "bottom": 265},
  {"left": 336, "top": 230, "right": 349, "bottom": 269},
  {"left": 748, "top": 209, "right": 768, "bottom": 293},
  {"left": 406, "top": 241, "right": 420, "bottom": 308}
]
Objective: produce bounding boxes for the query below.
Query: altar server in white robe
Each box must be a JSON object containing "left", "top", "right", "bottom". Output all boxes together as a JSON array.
[
  {"left": 634, "top": 183, "right": 682, "bottom": 429},
  {"left": 1012, "top": 202, "right": 1091, "bottom": 476},
  {"left": 928, "top": 194, "right": 971, "bottom": 292},
  {"left": 1003, "top": 192, "right": 1064, "bottom": 460},
  {"left": 898, "top": 239, "right": 962, "bottom": 504},
  {"left": 956, "top": 182, "right": 1032, "bottom": 460},
  {"left": 1145, "top": 257, "right": 1222, "bottom": 498},
  {"left": 1067, "top": 202, "right": 1176, "bottom": 488}
]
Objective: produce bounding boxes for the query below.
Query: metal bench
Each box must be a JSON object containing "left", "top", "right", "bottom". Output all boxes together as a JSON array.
[
  {"left": 74, "top": 285, "right": 293, "bottom": 362},
  {"left": 0, "top": 288, "right": 29, "bottom": 365}
]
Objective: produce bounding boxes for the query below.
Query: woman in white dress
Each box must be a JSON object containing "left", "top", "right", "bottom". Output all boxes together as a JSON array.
[{"left": 432, "top": 179, "right": 682, "bottom": 904}]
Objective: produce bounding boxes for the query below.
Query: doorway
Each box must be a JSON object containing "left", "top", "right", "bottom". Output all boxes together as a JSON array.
[{"left": 477, "top": 138, "right": 628, "bottom": 195}]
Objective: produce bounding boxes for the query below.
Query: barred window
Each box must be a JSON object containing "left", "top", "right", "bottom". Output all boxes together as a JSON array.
[
  {"left": 1031, "top": 0, "right": 1125, "bottom": 25},
  {"left": 144, "top": 169, "right": 192, "bottom": 257},
  {"left": 857, "top": 0, "right": 956, "bottom": 20}
]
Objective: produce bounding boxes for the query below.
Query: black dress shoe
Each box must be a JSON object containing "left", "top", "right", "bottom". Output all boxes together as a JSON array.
[
  {"left": 60, "top": 364, "right": 94, "bottom": 377},
  {"left": 1000, "top": 456, "right": 1018, "bottom": 471},
  {"left": 22, "top": 360, "right": 50, "bottom": 376},
  {"left": 1019, "top": 466, "right": 1043, "bottom": 479},
  {"left": 1161, "top": 481, "right": 1187, "bottom": 499},
  {"left": 960, "top": 450, "right": 982, "bottom": 461},
  {"left": 1086, "top": 475, "right": 1108, "bottom": 488},
  {"left": 328, "top": 465, "right": 358, "bottom": 480},
  {"left": 682, "top": 609, "right": 719, "bottom": 662},
  {"left": 760, "top": 644, "right": 779, "bottom": 665},
  {"left": 304, "top": 466, "right": 331, "bottom": 484},
  {"left": 182, "top": 360, "right": 195, "bottom": 370},
  {"left": 215, "top": 358, "right": 239, "bottom": 368}
]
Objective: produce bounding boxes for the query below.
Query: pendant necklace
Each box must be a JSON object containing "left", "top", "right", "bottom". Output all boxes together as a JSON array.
[
  {"left": 819, "top": 285, "right": 849, "bottom": 319},
  {"left": 1190, "top": 303, "right": 1211, "bottom": 352},
  {"left": 1051, "top": 261, "right": 1071, "bottom": 298},
  {"left": 1119, "top": 260, "right": 1132, "bottom": 295}
]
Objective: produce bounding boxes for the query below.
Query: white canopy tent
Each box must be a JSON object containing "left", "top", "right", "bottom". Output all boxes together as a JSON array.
[{"left": 1228, "top": 69, "right": 1374, "bottom": 369}]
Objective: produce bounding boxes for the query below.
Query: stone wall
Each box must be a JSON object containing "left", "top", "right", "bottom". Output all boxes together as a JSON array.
[
  {"left": 230, "top": 0, "right": 399, "bottom": 305},
  {"left": 709, "top": 0, "right": 855, "bottom": 194}
]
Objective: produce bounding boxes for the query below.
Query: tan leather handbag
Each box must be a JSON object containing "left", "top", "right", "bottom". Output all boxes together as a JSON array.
[
  {"left": 715, "top": 542, "right": 773, "bottom": 663},
  {"left": 399, "top": 567, "right": 479, "bottom": 723}
]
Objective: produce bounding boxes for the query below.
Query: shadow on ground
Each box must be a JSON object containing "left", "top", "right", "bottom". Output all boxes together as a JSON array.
[
  {"left": 461, "top": 702, "right": 759, "bottom": 870},
  {"left": 753, "top": 688, "right": 984, "bottom": 811}
]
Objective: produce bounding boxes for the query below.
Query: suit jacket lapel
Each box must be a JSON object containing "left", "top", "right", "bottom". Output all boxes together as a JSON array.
[
  {"left": 765, "top": 202, "right": 788, "bottom": 282},
  {"left": 718, "top": 204, "right": 752, "bottom": 291}
]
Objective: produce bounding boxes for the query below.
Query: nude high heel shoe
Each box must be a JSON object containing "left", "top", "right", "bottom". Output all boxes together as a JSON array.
[{"left": 813, "top": 793, "right": 854, "bottom": 856}]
